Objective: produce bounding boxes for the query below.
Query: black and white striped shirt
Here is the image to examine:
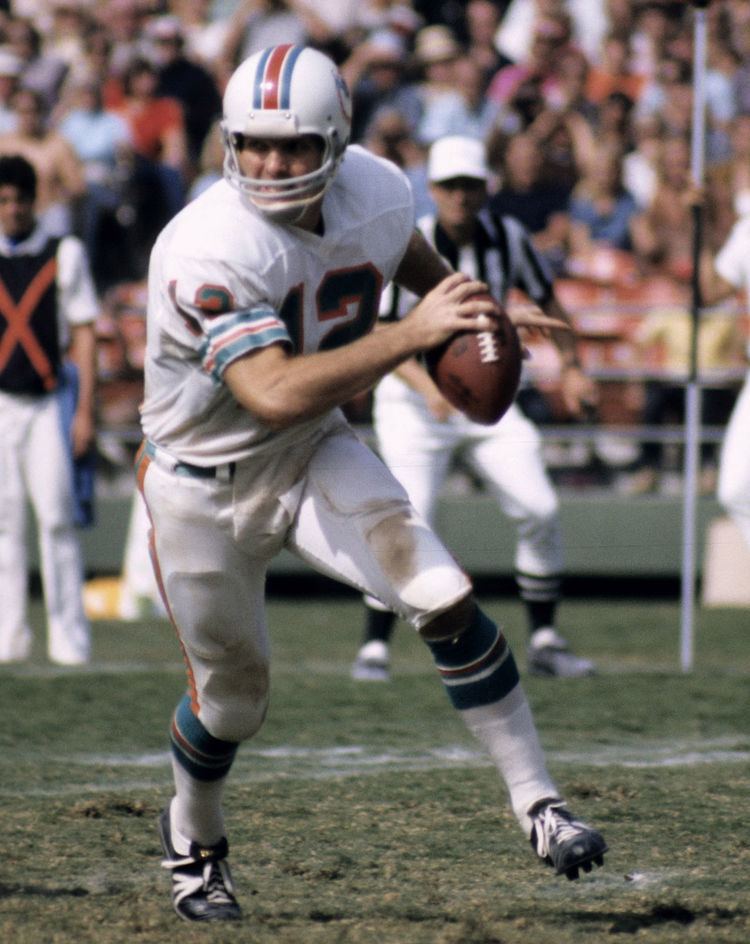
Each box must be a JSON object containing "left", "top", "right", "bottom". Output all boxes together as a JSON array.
[{"left": 380, "top": 209, "right": 555, "bottom": 322}]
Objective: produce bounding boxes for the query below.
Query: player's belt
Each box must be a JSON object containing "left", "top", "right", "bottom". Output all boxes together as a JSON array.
[{"left": 143, "top": 440, "right": 236, "bottom": 482}]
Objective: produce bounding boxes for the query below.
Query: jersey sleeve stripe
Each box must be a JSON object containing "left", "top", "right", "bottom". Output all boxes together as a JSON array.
[{"left": 201, "top": 309, "right": 291, "bottom": 382}]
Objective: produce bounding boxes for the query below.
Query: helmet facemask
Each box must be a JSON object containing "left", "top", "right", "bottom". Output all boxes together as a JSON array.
[
  {"left": 222, "top": 126, "right": 341, "bottom": 224},
  {"left": 221, "top": 45, "right": 352, "bottom": 224}
]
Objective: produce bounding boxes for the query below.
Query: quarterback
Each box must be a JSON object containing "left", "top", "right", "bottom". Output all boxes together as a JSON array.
[{"left": 138, "top": 44, "right": 607, "bottom": 922}]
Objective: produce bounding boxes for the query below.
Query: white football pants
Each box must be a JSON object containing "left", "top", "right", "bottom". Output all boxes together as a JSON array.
[
  {"left": 0, "top": 389, "right": 90, "bottom": 663},
  {"left": 372, "top": 378, "right": 564, "bottom": 578},
  {"left": 140, "top": 418, "right": 472, "bottom": 741}
]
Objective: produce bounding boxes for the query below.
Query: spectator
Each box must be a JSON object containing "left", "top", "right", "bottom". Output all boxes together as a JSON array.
[
  {"left": 629, "top": 0, "right": 679, "bottom": 83},
  {"left": 57, "top": 78, "right": 135, "bottom": 290},
  {"left": 222, "top": 1, "right": 309, "bottom": 65},
  {"left": 344, "top": 29, "right": 422, "bottom": 143},
  {"left": 487, "top": 13, "right": 573, "bottom": 111},
  {"left": 630, "top": 133, "right": 715, "bottom": 284},
  {"left": 416, "top": 54, "right": 501, "bottom": 146},
  {"left": 591, "top": 90, "right": 636, "bottom": 154},
  {"left": 710, "top": 113, "right": 750, "bottom": 228},
  {"left": 168, "top": 0, "right": 234, "bottom": 74},
  {"left": 44, "top": 1, "right": 91, "bottom": 70},
  {"left": 93, "top": 0, "right": 147, "bottom": 83},
  {"left": 145, "top": 16, "right": 222, "bottom": 179},
  {"left": 362, "top": 105, "right": 432, "bottom": 219},
  {"left": 623, "top": 111, "right": 664, "bottom": 210},
  {"left": 5, "top": 17, "right": 69, "bottom": 112},
  {"left": 56, "top": 22, "right": 115, "bottom": 101},
  {"left": 494, "top": 0, "right": 605, "bottom": 65},
  {"left": 0, "top": 47, "right": 22, "bottom": 134},
  {"left": 487, "top": 131, "right": 572, "bottom": 274},
  {"left": 490, "top": 73, "right": 547, "bottom": 138},
  {"left": 112, "top": 56, "right": 188, "bottom": 268},
  {"left": 585, "top": 31, "right": 646, "bottom": 107},
  {"left": 0, "top": 86, "right": 85, "bottom": 237},
  {"left": 638, "top": 53, "right": 736, "bottom": 166},
  {"left": 567, "top": 141, "right": 639, "bottom": 261},
  {"left": 411, "top": 23, "right": 464, "bottom": 137},
  {"left": 464, "top": 0, "right": 511, "bottom": 84}
]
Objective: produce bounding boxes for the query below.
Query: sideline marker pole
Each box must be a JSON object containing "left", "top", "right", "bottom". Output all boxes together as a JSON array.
[{"left": 681, "top": 0, "right": 711, "bottom": 672}]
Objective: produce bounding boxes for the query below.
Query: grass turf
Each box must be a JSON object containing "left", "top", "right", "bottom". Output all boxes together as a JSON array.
[{"left": 0, "top": 595, "right": 747, "bottom": 943}]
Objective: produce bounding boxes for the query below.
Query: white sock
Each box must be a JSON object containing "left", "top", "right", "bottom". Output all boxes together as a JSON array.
[
  {"left": 461, "top": 685, "right": 561, "bottom": 836},
  {"left": 170, "top": 756, "right": 227, "bottom": 850}
]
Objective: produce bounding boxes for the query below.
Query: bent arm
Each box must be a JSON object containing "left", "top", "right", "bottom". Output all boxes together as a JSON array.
[
  {"left": 393, "top": 228, "right": 455, "bottom": 297},
  {"left": 224, "top": 272, "right": 499, "bottom": 430}
]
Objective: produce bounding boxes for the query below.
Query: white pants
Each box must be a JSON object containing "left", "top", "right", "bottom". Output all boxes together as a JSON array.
[
  {"left": 141, "top": 418, "right": 471, "bottom": 741},
  {"left": 0, "top": 390, "right": 90, "bottom": 663},
  {"left": 372, "top": 379, "right": 564, "bottom": 578},
  {"left": 718, "top": 372, "right": 750, "bottom": 549},
  {"left": 120, "top": 489, "right": 162, "bottom": 617}
]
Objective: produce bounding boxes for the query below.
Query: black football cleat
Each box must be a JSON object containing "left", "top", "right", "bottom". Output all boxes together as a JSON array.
[
  {"left": 530, "top": 803, "right": 608, "bottom": 880},
  {"left": 158, "top": 807, "right": 242, "bottom": 921}
]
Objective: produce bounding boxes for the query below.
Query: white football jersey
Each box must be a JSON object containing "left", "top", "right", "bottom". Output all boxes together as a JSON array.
[{"left": 141, "top": 146, "right": 414, "bottom": 465}]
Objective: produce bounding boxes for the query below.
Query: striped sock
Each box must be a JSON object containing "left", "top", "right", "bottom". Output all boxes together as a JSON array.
[
  {"left": 169, "top": 695, "right": 239, "bottom": 849},
  {"left": 426, "top": 608, "right": 520, "bottom": 710},
  {"left": 426, "top": 609, "right": 560, "bottom": 833},
  {"left": 515, "top": 571, "right": 561, "bottom": 634},
  {"left": 170, "top": 694, "right": 238, "bottom": 782}
]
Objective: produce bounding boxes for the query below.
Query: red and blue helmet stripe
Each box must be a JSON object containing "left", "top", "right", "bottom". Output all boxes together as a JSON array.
[{"left": 252, "top": 44, "right": 304, "bottom": 110}]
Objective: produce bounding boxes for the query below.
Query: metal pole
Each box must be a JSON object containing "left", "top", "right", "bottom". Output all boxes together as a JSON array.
[{"left": 681, "top": 0, "right": 710, "bottom": 672}]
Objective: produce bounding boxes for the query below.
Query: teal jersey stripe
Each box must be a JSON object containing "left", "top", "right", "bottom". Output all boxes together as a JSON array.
[{"left": 200, "top": 308, "right": 291, "bottom": 382}]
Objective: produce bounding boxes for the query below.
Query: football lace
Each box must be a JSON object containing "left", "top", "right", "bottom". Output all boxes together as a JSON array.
[{"left": 477, "top": 331, "right": 500, "bottom": 363}]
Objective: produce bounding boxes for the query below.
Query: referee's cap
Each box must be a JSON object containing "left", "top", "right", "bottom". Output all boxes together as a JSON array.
[{"left": 427, "top": 135, "right": 489, "bottom": 184}]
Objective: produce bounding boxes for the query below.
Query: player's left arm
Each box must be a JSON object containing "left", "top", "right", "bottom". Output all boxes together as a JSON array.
[{"left": 393, "top": 228, "right": 456, "bottom": 297}]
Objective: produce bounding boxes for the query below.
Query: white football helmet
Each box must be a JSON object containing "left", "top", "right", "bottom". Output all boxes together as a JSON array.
[{"left": 222, "top": 44, "right": 352, "bottom": 221}]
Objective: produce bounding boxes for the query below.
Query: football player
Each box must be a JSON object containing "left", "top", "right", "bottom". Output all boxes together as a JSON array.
[{"left": 138, "top": 45, "right": 607, "bottom": 922}]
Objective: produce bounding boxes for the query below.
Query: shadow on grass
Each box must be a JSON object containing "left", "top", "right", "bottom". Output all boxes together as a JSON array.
[
  {"left": 563, "top": 902, "right": 745, "bottom": 934},
  {"left": 0, "top": 883, "right": 89, "bottom": 899}
]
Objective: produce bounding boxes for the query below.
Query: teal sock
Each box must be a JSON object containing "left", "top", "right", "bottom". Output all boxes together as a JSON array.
[
  {"left": 170, "top": 694, "right": 238, "bottom": 782},
  {"left": 426, "top": 608, "right": 520, "bottom": 710}
]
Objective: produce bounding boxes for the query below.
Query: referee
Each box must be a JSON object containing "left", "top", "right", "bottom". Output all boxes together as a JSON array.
[{"left": 353, "top": 134, "right": 598, "bottom": 681}]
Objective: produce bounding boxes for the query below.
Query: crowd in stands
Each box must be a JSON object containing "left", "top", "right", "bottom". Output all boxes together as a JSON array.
[{"left": 4, "top": 0, "right": 749, "bottom": 490}]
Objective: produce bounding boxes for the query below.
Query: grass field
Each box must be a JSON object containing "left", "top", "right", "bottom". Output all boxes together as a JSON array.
[{"left": 0, "top": 592, "right": 748, "bottom": 943}]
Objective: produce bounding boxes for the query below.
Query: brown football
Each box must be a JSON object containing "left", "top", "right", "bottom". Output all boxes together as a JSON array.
[{"left": 425, "top": 298, "right": 522, "bottom": 425}]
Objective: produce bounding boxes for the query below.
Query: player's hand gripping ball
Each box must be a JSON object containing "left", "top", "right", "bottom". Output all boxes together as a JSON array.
[{"left": 425, "top": 293, "right": 522, "bottom": 425}]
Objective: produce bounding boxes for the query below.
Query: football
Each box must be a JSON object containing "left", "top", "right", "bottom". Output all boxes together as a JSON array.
[{"left": 425, "top": 297, "right": 522, "bottom": 425}]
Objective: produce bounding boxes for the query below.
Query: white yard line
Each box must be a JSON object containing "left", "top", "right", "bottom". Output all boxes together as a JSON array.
[{"left": 0, "top": 736, "right": 746, "bottom": 797}]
